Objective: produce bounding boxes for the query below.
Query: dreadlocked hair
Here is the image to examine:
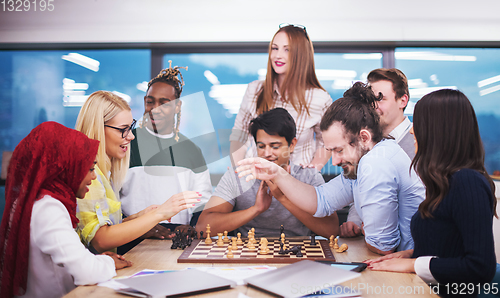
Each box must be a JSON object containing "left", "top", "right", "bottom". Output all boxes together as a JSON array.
[
  {"left": 320, "top": 82, "right": 384, "bottom": 145},
  {"left": 147, "top": 60, "right": 187, "bottom": 98},
  {"left": 145, "top": 60, "right": 187, "bottom": 142}
]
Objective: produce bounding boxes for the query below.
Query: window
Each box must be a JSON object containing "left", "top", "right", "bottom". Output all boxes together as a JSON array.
[
  {"left": 396, "top": 48, "right": 500, "bottom": 173},
  {"left": 0, "top": 49, "right": 150, "bottom": 157},
  {"left": 161, "top": 52, "right": 382, "bottom": 175}
]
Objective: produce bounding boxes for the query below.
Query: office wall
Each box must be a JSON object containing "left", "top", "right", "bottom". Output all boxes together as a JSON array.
[{"left": 1, "top": 0, "right": 500, "bottom": 44}]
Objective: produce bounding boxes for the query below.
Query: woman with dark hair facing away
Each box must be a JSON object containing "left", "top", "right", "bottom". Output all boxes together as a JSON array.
[
  {"left": 0, "top": 122, "right": 132, "bottom": 298},
  {"left": 366, "top": 89, "right": 497, "bottom": 296},
  {"left": 230, "top": 24, "right": 332, "bottom": 171}
]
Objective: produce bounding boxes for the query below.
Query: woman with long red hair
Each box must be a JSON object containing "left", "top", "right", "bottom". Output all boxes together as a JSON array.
[
  {"left": 0, "top": 122, "right": 131, "bottom": 298},
  {"left": 230, "top": 24, "right": 332, "bottom": 171}
]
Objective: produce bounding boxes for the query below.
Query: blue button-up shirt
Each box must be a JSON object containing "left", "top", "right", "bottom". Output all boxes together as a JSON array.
[{"left": 314, "top": 139, "right": 425, "bottom": 252}]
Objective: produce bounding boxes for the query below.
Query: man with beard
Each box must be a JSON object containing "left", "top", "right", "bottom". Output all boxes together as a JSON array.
[
  {"left": 341, "top": 68, "right": 415, "bottom": 238},
  {"left": 235, "top": 82, "right": 424, "bottom": 255}
]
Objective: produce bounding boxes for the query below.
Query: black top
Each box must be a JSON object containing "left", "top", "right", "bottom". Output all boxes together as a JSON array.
[
  {"left": 411, "top": 169, "right": 496, "bottom": 297},
  {"left": 129, "top": 127, "right": 208, "bottom": 173}
]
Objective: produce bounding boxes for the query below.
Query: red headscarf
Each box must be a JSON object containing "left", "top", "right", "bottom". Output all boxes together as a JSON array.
[{"left": 0, "top": 121, "right": 99, "bottom": 298}]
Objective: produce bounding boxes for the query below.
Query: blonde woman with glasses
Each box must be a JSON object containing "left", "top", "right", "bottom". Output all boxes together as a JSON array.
[
  {"left": 75, "top": 91, "right": 201, "bottom": 254},
  {"left": 230, "top": 24, "right": 332, "bottom": 171}
]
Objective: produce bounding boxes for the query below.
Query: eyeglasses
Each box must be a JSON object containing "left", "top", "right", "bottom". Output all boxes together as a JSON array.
[
  {"left": 279, "top": 23, "right": 309, "bottom": 41},
  {"left": 104, "top": 119, "right": 137, "bottom": 138}
]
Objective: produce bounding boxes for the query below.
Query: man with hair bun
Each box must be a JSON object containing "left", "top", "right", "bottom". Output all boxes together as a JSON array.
[
  {"left": 236, "top": 82, "right": 424, "bottom": 255},
  {"left": 341, "top": 68, "right": 415, "bottom": 238}
]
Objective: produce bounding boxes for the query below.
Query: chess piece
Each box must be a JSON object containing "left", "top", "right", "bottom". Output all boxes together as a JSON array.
[
  {"left": 232, "top": 237, "right": 238, "bottom": 250},
  {"left": 227, "top": 246, "right": 234, "bottom": 258},
  {"left": 296, "top": 247, "right": 303, "bottom": 257},
  {"left": 236, "top": 232, "right": 242, "bottom": 245},
  {"left": 180, "top": 233, "right": 188, "bottom": 250},
  {"left": 223, "top": 231, "right": 229, "bottom": 243},
  {"left": 278, "top": 242, "right": 286, "bottom": 255},
  {"left": 260, "top": 238, "right": 268, "bottom": 255},
  {"left": 329, "top": 235, "right": 334, "bottom": 247},
  {"left": 310, "top": 233, "right": 316, "bottom": 246},
  {"left": 171, "top": 230, "right": 181, "bottom": 249},
  {"left": 205, "top": 232, "right": 212, "bottom": 244},
  {"left": 288, "top": 245, "right": 299, "bottom": 255},
  {"left": 248, "top": 232, "right": 255, "bottom": 245},
  {"left": 217, "top": 233, "right": 224, "bottom": 247},
  {"left": 336, "top": 243, "right": 348, "bottom": 253},
  {"left": 247, "top": 240, "right": 256, "bottom": 250},
  {"left": 333, "top": 237, "right": 339, "bottom": 249},
  {"left": 200, "top": 231, "right": 204, "bottom": 240}
]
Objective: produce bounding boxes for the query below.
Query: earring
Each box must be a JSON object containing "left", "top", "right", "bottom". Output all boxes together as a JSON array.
[{"left": 174, "top": 110, "right": 181, "bottom": 142}]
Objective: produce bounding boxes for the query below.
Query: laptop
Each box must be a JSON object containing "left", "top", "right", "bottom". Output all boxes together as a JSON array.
[
  {"left": 116, "top": 269, "right": 236, "bottom": 297},
  {"left": 244, "top": 260, "right": 361, "bottom": 298}
]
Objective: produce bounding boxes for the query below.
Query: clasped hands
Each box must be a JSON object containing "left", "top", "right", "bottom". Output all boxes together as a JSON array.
[
  {"left": 254, "top": 175, "right": 289, "bottom": 214},
  {"left": 236, "top": 157, "right": 285, "bottom": 182}
]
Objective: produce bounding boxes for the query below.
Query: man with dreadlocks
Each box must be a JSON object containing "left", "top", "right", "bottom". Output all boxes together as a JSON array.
[
  {"left": 236, "top": 82, "right": 424, "bottom": 255},
  {"left": 119, "top": 61, "right": 212, "bottom": 249}
]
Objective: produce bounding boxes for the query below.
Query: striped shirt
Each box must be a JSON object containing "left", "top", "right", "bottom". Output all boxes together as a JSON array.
[{"left": 230, "top": 80, "right": 332, "bottom": 166}]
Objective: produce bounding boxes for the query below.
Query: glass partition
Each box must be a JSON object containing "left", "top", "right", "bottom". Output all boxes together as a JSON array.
[
  {"left": 395, "top": 48, "right": 500, "bottom": 173},
  {"left": 162, "top": 52, "right": 382, "bottom": 175},
  {"left": 0, "top": 49, "right": 150, "bottom": 158}
]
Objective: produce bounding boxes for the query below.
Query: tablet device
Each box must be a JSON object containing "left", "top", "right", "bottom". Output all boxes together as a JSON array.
[{"left": 314, "top": 261, "right": 367, "bottom": 272}]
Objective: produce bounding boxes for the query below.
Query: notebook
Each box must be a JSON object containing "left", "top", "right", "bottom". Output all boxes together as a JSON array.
[
  {"left": 116, "top": 269, "right": 236, "bottom": 297},
  {"left": 244, "top": 260, "right": 361, "bottom": 298}
]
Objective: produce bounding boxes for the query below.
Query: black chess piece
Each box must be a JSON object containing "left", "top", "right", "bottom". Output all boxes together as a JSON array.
[
  {"left": 171, "top": 239, "right": 178, "bottom": 249},
  {"left": 296, "top": 245, "right": 303, "bottom": 257},
  {"left": 171, "top": 230, "right": 181, "bottom": 249},
  {"left": 200, "top": 231, "right": 204, "bottom": 239},
  {"left": 310, "top": 232, "right": 316, "bottom": 246},
  {"left": 180, "top": 233, "right": 188, "bottom": 249},
  {"left": 289, "top": 245, "right": 300, "bottom": 255},
  {"left": 278, "top": 242, "right": 286, "bottom": 255}
]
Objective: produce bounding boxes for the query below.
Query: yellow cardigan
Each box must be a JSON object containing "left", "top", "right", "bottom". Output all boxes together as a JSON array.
[{"left": 76, "top": 165, "right": 122, "bottom": 250}]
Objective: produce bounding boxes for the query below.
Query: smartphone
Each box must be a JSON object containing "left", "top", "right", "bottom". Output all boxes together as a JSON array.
[{"left": 314, "top": 261, "right": 367, "bottom": 272}]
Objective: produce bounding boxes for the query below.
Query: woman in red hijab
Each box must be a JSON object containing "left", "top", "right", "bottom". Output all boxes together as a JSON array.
[{"left": 0, "top": 122, "right": 131, "bottom": 298}]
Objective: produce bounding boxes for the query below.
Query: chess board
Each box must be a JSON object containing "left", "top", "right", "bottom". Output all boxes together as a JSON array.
[{"left": 177, "top": 237, "right": 336, "bottom": 264}]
